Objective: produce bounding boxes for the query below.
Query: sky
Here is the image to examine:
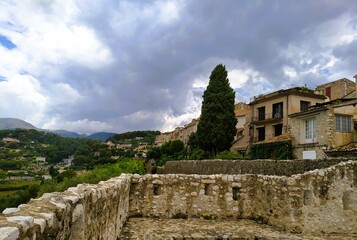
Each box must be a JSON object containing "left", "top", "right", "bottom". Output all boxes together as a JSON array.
[{"left": 0, "top": 0, "right": 356, "bottom": 134}]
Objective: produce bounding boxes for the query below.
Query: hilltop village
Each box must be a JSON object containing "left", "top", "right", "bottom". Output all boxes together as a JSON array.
[{"left": 156, "top": 76, "right": 357, "bottom": 160}]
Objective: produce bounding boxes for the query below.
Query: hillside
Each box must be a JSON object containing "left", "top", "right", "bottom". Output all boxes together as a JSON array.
[
  {"left": 50, "top": 130, "right": 86, "bottom": 138},
  {"left": 0, "top": 118, "right": 37, "bottom": 130},
  {"left": 108, "top": 130, "right": 161, "bottom": 144},
  {"left": 86, "top": 132, "right": 116, "bottom": 141}
]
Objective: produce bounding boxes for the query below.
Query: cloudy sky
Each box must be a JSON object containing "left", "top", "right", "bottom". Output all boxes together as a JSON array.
[{"left": 0, "top": 0, "right": 356, "bottom": 134}]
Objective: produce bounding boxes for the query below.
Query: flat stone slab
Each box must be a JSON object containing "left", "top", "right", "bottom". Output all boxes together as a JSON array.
[{"left": 120, "top": 218, "right": 357, "bottom": 239}]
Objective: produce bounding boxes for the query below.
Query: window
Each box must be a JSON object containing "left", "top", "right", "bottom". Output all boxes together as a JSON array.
[
  {"left": 272, "top": 102, "right": 283, "bottom": 118},
  {"left": 305, "top": 118, "right": 316, "bottom": 142},
  {"left": 325, "top": 87, "right": 331, "bottom": 99},
  {"left": 274, "top": 124, "right": 283, "bottom": 136},
  {"left": 335, "top": 115, "right": 352, "bottom": 132},
  {"left": 300, "top": 101, "right": 310, "bottom": 111},
  {"left": 258, "top": 107, "right": 265, "bottom": 121},
  {"left": 257, "top": 127, "right": 265, "bottom": 141}
]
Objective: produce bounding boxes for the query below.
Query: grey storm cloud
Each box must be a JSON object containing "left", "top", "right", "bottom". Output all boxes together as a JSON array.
[{"left": 0, "top": 0, "right": 356, "bottom": 133}]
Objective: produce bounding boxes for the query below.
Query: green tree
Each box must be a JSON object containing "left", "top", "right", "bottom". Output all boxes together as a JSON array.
[
  {"left": 0, "top": 169, "right": 6, "bottom": 179},
  {"left": 170, "top": 140, "right": 184, "bottom": 154},
  {"left": 196, "top": 64, "right": 237, "bottom": 157}
]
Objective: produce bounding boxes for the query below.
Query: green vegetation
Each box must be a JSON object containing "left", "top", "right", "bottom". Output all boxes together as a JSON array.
[
  {"left": 0, "top": 158, "right": 145, "bottom": 211},
  {"left": 147, "top": 140, "right": 186, "bottom": 166},
  {"left": 0, "top": 129, "right": 92, "bottom": 164},
  {"left": 196, "top": 64, "right": 237, "bottom": 157},
  {"left": 37, "top": 158, "right": 145, "bottom": 197},
  {"left": 0, "top": 180, "right": 40, "bottom": 211},
  {"left": 250, "top": 141, "right": 292, "bottom": 160},
  {"left": 0, "top": 128, "right": 149, "bottom": 211},
  {"left": 108, "top": 130, "right": 160, "bottom": 145},
  {"left": 216, "top": 150, "right": 242, "bottom": 160}
]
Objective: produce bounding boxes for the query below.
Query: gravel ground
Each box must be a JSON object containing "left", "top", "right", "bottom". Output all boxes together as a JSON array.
[{"left": 119, "top": 218, "right": 357, "bottom": 240}]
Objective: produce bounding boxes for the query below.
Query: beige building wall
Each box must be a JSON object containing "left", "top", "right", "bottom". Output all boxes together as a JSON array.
[
  {"left": 250, "top": 88, "right": 326, "bottom": 142},
  {"left": 155, "top": 119, "right": 199, "bottom": 146},
  {"left": 315, "top": 78, "right": 355, "bottom": 100}
]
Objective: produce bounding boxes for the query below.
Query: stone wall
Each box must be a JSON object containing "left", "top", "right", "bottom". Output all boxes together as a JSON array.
[
  {"left": 130, "top": 160, "right": 357, "bottom": 234},
  {"left": 158, "top": 158, "right": 352, "bottom": 176},
  {"left": 1, "top": 161, "right": 356, "bottom": 238},
  {"left": 0, "top": 175, "right": 130, "bottom": 240}
]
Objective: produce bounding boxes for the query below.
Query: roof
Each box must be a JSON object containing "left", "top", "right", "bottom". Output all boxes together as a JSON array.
[
  {"left": 316, "top": 78, "right": 354, "bottom": 89},
  {"left": 254, "top": 133, "right": 293, "bottom": 144},
  {"left": 325, "top": 142, "right": 357, "bottom": 152},
  {"left": 289, "top": 98, "right": 357, "bottom": 118},
  {"left": 249, "top": 87, "right": 326, "bottom": 105}
]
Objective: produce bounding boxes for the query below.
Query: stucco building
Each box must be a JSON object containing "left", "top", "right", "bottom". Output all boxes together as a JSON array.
[
  {"left": 230, "top": 102, "right": 250, "bottom": 155},
  {"left": 249, "top": 87, "right": 326, "bottom": 143}
]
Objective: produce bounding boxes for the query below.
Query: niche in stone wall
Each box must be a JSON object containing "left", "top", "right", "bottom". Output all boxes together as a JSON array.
[
  {"left": 232, "top": 187, "right": 240, "bottom": 200},
  {"left": 153, "top": 184, "right": 162, "bottom": 195},
  {"left": 130, "top": 183, "right": 138, "bottom": 195},
  {"left": 205, "top": 184, "right": 213, "bottom": 195},
  {"left": 342, "top": 191, "right": 357, "bottom": 211},
  {"left": 303, "top": 189, "right": 314, "bottom": 206}
]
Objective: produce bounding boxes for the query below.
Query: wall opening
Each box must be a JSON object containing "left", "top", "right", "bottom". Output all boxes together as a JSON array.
[
  {"left": 153, "top": 184, "right": 162, "bottom": 195},
  {"left": 130, "top": 183, "right": 138, "bottom": 195},
  {"left": 303, "top": 189, "right": 313, "bottom": 205},
  {"left": 232, "top": 187, "right": 240, "bottom": 200},
  {"left": 343, "top": 191, "right": 357, "bottom": 210},
  {"left": 204, "top": 184, "right": 213, "bottom": 195}
]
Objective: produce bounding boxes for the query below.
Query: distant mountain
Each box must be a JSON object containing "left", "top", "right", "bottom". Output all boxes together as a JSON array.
[
  {"left": 0, "top": 118, "right": 115, "bottom": 141},
  {"left": 50, "top": 130, "right": 87, "bottom": 139},
  {"left": 0, "top": 118, "right": 37, "bottom": 130},
  {"left": 86, "top": 132, "right": 116, "bottom": 141}
]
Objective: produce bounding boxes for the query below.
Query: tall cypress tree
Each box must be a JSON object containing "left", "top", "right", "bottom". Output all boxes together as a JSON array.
[{"left": 196, "top": 64, "right": 237, "bottom": 157}]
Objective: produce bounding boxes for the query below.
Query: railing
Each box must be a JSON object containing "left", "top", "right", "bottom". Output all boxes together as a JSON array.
[
  {"left": 251, "top": 135, "right": 274, "bottom": 143},
  {"left": 251, "top": 112, "right": 283, "bottom": 122}
]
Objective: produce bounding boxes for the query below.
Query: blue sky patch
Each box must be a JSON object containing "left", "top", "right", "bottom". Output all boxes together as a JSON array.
[
  {"left": 0, "top": 35, "right": 16, "bottom": 49},
  {"left": 0, "top": 75, "right": 6, "bottom": 82}
]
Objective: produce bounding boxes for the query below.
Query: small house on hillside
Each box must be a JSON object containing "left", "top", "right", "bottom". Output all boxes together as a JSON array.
[{"left": 2, "top": 137, "right": 20, "bottom": 143}]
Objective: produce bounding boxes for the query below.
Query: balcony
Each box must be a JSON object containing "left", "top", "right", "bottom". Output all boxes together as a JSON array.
[{"left": 251, "top": 112, "right": 283, "bottom": 124}]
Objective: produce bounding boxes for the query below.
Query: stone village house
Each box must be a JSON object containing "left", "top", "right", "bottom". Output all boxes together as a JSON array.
[{"left": 289, "top": 98, "right": 357, "bottom": 159}]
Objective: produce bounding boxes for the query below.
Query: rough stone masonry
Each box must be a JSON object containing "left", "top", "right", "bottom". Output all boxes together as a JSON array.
[{"left": 0, "top": 160, "right": 356, "bottom": 239}]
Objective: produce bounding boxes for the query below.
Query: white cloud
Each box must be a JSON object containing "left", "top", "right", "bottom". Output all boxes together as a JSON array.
[
  {"left": 228, "top": 68, "right": 263, "bottom": 88},
  {"left": 50, "top": 82, "right": 83, "bottom": 105},
  {"left": 0, "top": 74, "right": 47, "bottom": 125},
  {"left": 160, "top": 89, "right": 201, "bottom": 132},
  {"left": 0, "top": 0, "right": 113, "bottom": 72},
  {"left": 109, "top": 0, "right": 182, "bottom": 37},
  {"left": 283, "top": 66, "right": 297, "bottom": 78},
  {"left": 156, "top": 1, "right": 181, "bottom": 24}
]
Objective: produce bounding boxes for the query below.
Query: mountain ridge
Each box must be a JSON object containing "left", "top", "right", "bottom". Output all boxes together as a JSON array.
[{"left": 0, "top": 118, "right": 116, "bottom": 141}]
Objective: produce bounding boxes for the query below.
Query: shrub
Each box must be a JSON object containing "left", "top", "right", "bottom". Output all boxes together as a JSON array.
[{"left": 216, "top": 150, "right": 242, "bottom": 160}]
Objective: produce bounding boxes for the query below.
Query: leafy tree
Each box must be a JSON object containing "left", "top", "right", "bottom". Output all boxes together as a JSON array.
[
  {"left": 196, "top": 64, "right": 237, "bottom": 157},
  {"left": 170, "top": 140, "right": 184, "bottom": 154},
  {"left": 187, "top": 132, "right": 199, "bottom": 149},
  {"left": 147, "top": 147, "right": 161, "bottom": 160},
  {"left": 48, "top": 165, "right": 59, "bottom": 178},
  {"left": 189, "top": 148, "right": 208, "bottom": 160},
  {"left": 216, "top": 150, "right": 242, "bottom": 160},
  {"left": 0, "top": 169, "right": 6, "bottom": 179}
]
